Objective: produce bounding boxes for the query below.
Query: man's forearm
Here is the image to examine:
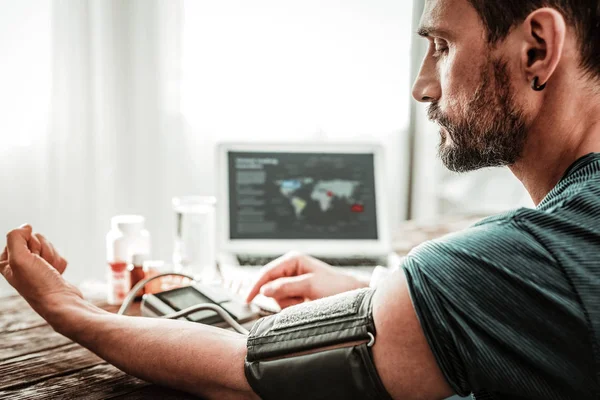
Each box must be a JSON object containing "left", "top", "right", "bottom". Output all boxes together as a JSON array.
[{"left": 46, "top": 295, "right": 258, "bottom": 400}]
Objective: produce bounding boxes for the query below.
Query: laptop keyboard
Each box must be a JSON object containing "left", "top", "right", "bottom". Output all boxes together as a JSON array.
[{"left": 236, "top": 255, "right": 385, "bottom": 267}]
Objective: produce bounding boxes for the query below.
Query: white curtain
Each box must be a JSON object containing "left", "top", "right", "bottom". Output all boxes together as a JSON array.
[
  {"left": 1, "top": 0, "right": 189, "bottom": 294},
  {"left": 46, "top": 0, "right": 193, "bottom": 287}
]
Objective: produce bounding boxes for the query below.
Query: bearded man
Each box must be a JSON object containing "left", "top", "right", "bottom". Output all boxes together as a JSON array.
[{"left": 2, "top": 1, "right": 599, "bottom": 399}]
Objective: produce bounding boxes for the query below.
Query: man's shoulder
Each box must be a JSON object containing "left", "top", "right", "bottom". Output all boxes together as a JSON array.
[
  {"left": 425, "top": 174, "right": 600, "bottom": 263},
  {"left": 404, "top": 210, "right": 567, "bottom": 293},
  {"left": 411, "top": 210, "right": 555, "bottom": 266}
]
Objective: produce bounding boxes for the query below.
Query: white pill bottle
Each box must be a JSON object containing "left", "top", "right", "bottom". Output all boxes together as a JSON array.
[{"left": 106, "top": 215, "right": 151, "bottom": 305}]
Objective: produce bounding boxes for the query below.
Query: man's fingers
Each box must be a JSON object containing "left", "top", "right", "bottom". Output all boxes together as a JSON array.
[
  {"left": 6, "top": 227, "right": 67, "bottom": 275},
  {"left": 0, "top": 246, "right": 7, "bottom": 262},
  {"left": 32, "top": 233, "right": 67, "bottom": 273},
  {"left": 0, "top": 260, "right": 13, "bottom": 287},
  {"left": 0, "top": 260, "right": 8, "bottom": 276},
  {"left": 260, "top": 274, "right": 313, "bottom": 299},
  {"left": 245, "top": 254, "right": 302, "bottom": 303},
  {"left": 28, "top": 234, "right": 42, "bottom": 256},
  {"left": 276, "top": 297, "right": 305, "bottom": 309},
  {"left": 35, "top": 233, "right": 57, "bottom": 266},
  {"left": 6, "top": 225, "right": 33, "bottom": 265},
  {"left": 55, "top": 253, "right": 68, "bottom": 275}
]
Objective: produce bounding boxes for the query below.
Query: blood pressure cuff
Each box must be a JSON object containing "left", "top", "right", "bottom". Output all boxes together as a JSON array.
[{"left": 244, "top": 288, "right": 393, "bottom": 400}]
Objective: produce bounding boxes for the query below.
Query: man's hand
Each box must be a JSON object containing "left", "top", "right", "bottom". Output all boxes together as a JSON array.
[
  {"left": 0, "top": 225, "right": 82, "bottom": 315},
  {"left": 245, "top": 252, "right": 369, "bottom": 308}
]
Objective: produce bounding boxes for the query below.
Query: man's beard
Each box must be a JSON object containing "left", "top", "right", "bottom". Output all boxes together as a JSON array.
[{"left": 428, "top": 57, "right": 528, "bottom": 173}]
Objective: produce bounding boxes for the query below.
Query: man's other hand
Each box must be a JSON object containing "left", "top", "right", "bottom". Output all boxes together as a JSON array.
[
  {"left": 0, "top": 225, "right": 82, "bottom": 311},
  {"left": 245, "top": 252, "right": 369, "bottom": 308}
]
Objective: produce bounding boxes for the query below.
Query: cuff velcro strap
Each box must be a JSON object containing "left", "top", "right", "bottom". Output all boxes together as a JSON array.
[{"left": 245, "top": 288, "right": 393, "bottom": 400}]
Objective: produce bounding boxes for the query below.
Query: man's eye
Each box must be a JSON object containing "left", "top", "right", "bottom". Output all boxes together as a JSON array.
[
  {"left": 433, "top": 41, "right": 448, "bottom": 58},
  {"left": 433, "top": 48, "right": 448, "bottom": 58}
]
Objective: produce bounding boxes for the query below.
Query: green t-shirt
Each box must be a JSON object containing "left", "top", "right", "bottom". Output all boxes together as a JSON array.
[{"left": 403, "top": 153, "right": 600, "bottom": 400}]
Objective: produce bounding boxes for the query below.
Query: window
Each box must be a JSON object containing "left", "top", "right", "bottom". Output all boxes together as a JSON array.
[{"left": 182, "top": 0, "right": 414, "bottom": 140}]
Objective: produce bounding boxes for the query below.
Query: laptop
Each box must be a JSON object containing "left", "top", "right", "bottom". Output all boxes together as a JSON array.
[{"left": 216, "top": 142, "right": 398, "bottom": 282}]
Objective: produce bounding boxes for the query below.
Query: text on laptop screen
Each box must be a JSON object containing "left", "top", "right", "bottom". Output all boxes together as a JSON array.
[{"left": 228, "top": 151, "right": 378, "bottom": 240}]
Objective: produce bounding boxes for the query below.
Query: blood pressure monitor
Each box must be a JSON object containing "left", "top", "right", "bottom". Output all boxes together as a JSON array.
[{"left": 141, "top": 283, "right": 261, "bottom": 326}]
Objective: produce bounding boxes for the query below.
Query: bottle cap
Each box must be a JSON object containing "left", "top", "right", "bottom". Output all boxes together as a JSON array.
[
  {"left": 111, "top": 215, "right": 145, "bottom": 235},
  {"left": 131, "top": 253, "right": 148, "bottom": 267}
]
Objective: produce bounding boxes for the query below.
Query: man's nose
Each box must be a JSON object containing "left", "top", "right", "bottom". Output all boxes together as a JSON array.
[{"left": 412, "top": 60, "right": 440, "bottom": 103}]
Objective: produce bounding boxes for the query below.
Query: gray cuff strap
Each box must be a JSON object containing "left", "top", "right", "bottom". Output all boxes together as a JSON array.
[{"left": 245, "top": 288, "right": 393, "bottom": 400}]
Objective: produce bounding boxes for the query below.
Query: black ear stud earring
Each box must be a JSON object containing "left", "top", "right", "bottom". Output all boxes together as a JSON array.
[{"left": 532, "top": 77, "right": 546, "bottom": 91}]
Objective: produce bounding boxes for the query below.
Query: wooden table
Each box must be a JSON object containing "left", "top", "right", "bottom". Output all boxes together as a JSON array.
[{"left": 0, "top": 295, "right": 201, "bottom": 399}]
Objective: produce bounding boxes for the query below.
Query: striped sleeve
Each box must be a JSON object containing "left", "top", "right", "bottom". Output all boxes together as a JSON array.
[{"left": 402, "top": 217, "right": 594, "bottom": 399}]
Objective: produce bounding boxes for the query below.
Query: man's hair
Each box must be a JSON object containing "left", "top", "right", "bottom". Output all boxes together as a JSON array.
[{"left": 468, "top": 0, "right": 600, "bottom": 80}]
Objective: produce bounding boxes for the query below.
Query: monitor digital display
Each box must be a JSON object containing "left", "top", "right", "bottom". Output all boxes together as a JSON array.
[
  {"left": 228, "top": 151, "right": 378, "bottom": 240},
  {"left": 159, "top": 287, "right": 213, "bottom": 310},
  {"left": 158, "top": 287, "right": 224, "bottom": 324}
]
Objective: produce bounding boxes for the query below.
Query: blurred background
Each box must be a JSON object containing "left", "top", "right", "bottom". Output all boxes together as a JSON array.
[{"left": 0, "top": 0, "right": 533, "bottom": 294}]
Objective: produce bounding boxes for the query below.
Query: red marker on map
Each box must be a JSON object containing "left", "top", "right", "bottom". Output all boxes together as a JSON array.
[
  {"left": 327, "top": 191, "right": 333, "bottom": 197},
  {"left": 351, "top": 204, "right": 364, "bottom": 213}
]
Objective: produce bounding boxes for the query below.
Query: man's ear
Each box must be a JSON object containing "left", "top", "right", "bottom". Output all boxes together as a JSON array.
[{"left": 520, "top": 8, "right": 566, "bottom": 89}]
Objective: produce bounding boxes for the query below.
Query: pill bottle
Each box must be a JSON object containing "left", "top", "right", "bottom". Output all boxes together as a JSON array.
[
  {"left": 106, "top": 215, "right": 151, "bottom": 305},
  {"left": 129, "top": 253, "right": 147, "bottom": 301}
]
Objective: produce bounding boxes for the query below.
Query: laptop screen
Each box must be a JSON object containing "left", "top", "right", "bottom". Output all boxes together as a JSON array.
[{"left": 228, "top": 151, "right": 378, "bottom": 240}]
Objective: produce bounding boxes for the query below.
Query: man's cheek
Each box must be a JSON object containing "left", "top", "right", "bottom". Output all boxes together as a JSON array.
[{"left": 440, "top": 70, "right": 465, "bottom": 113}]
